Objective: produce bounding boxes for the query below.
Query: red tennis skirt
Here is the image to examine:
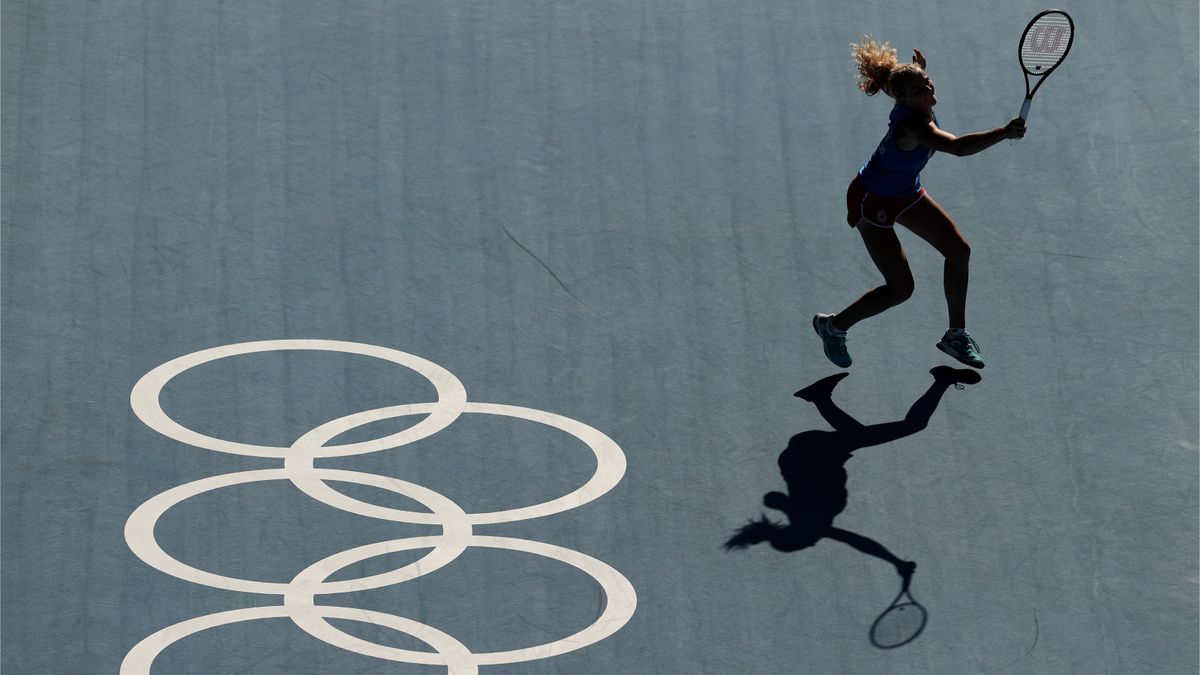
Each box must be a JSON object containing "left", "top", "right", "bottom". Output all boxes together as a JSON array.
[{"left": 846, "top": 176, "right": 926, "bottom": 228}]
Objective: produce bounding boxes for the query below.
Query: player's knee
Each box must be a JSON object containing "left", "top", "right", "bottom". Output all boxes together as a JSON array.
[
  {"left": 887, "top": 279, "right": 914, "bottom": 305},
  {"left": 946, "top": 242, "right": 971, "bottom": 265}
]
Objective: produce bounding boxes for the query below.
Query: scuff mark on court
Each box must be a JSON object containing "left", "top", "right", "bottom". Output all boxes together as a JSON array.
[
  {"left": 992, "top": 607, "right": 1040, "bottom": 672},
  {"left": 502, "top": 226, "right": 604, "bottom": 318}
]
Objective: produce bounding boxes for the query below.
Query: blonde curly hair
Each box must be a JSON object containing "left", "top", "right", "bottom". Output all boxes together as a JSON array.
[{"left": 852, "top": 36, "right": 923, "bottom": 98}]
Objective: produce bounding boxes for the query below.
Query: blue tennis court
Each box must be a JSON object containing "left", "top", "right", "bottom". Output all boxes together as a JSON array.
[{"left": 3, "top": 1, "right": 1197, "bottom": 672}]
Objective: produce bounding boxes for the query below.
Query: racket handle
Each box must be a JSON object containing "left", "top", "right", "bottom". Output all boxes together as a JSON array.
[{"left": 1019, "top": 99, "right": 1031, "bottom": 120}]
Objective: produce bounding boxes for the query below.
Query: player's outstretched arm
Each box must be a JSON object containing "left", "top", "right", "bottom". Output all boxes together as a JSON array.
[{"left": 914, "top": 118, "right": 1026, "bottom": 156}]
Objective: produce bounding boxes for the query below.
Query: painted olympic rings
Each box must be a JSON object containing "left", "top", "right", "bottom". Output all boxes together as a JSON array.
[{"left": 122, "top": 340, "right": 635, "bottom": 674}]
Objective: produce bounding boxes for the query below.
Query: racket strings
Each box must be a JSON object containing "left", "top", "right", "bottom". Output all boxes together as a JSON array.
[{"left": 1021, "top": 15, "right": 1072, "bottom": 70}]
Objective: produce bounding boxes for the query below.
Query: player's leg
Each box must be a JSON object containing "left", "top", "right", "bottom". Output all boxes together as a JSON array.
[
  {"left": 833, "top": 221, "right": 916, "bottom": 330},
  {"left": 895, "top": 195, "right": 970, "bottom": 328},
  {"left": 896, "top": 196, "right": 984, "bottom": 368},
  {"left": 814, "top": 221, "right": 914, "bottom": 368}
]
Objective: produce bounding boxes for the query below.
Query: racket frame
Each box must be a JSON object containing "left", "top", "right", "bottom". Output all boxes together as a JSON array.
[{"left": 1018, "top": 9, "right": 1075, "bottom": 119}]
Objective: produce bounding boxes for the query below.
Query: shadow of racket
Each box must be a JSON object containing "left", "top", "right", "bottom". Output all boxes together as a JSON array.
[{"left": 869, "top": 570, "right": 928, "bottom": 649}]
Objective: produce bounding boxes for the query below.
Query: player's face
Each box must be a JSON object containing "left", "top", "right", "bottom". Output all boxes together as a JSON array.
[{"left": 903, "top": 74, "right": 937, "bottom": 109}]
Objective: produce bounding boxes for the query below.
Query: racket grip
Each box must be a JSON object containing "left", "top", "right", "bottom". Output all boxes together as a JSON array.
[{"left": 1019, "top": 99, "right": 1031, "bottom": 120}]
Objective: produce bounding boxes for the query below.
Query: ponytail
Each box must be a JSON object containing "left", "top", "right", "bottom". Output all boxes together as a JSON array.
[{"left": 852, "top": 36, "right": 923, "bottom": 98}]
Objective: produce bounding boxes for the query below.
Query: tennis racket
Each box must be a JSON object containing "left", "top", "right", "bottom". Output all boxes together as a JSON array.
[{"left": 1018, "top": 10, "right": 1075, "bottom": 120}]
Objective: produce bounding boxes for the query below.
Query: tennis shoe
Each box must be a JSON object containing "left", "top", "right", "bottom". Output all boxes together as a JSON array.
[
  {"left": 936, "top": 329, "right": 985, "bottom": 369},
  {"left": 812, "top": 314, "right": 851, "bottom": 368}
]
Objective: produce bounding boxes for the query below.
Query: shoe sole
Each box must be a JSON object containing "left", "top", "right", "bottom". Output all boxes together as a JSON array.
[{"left": 936, "top": 341, "right": 985, "bottom": 369}]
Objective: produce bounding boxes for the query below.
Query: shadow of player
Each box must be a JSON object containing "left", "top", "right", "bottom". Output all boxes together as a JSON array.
[{"left": 724, "top": 366, "right": 981, "bottom": 587}]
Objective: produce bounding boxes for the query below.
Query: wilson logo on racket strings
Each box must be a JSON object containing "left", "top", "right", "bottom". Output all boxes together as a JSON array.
[
  {"left": 1029, "top": 25, "right": 1067, "bottom": 54},
  {"left": 122, "top": 340, "right": 636, "bottom": 675}
]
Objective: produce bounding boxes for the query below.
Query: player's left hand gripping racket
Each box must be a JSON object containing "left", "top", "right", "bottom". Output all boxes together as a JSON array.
[{"left": 1018, "top": 9, "right": 1074, "bottom": 120}]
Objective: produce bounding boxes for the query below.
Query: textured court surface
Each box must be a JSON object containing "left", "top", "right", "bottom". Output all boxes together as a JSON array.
[{"left": 3, "top": 1, "right": 1197, "bottom": 673}]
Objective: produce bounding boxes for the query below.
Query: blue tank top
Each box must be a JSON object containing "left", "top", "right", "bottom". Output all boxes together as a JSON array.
[{"left": 858, "top": 105, "right": 936, "bottom": 198}]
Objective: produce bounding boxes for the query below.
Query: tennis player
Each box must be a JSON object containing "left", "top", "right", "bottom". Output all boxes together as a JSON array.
[{"left": 813, "top": 38, "right": 1026, "bottom": 369}]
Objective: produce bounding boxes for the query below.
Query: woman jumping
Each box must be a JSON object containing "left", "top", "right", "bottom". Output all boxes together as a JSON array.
[{"left": 813, "top": 38, "right": 1026, "bottom": 369}]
